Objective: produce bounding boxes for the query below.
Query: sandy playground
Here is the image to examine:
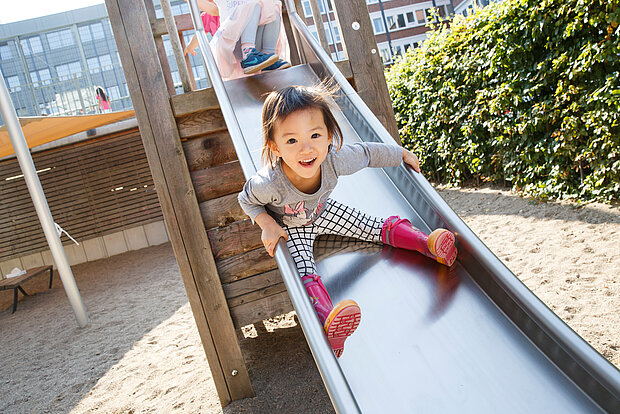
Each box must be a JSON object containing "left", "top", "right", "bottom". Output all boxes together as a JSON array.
[{"left": 0, "top": 185, "right": 618, "bottom": 413}]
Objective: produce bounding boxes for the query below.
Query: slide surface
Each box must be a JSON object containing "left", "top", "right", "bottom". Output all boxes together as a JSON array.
[{"left": 220, "top": 65, "right": 615, "bottom": 412}]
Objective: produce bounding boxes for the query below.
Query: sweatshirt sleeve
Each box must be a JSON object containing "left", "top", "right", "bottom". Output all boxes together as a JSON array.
[
  {"left": 237, "top": 175, "right": 270, "bottom": 224},
  {"left": 331, "top": 142, "right": 403, "bottom": 176}
]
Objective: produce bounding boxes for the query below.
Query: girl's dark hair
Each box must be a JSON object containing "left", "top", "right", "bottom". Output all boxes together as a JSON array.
[{"left": 261, "top": 84, "right": 343, "bottom": 166}]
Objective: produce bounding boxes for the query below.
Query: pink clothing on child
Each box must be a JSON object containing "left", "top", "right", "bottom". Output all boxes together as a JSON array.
[
  {"left": 201, "top": 12, "right": 220, "bottom": 36},
  {"left": 210, "top": 0, "right": 289, "bottom": 79}
]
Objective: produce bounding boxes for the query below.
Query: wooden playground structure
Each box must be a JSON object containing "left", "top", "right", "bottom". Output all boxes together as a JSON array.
[{"left": 105, "top": 0, "right": 399, "bottom": 406}]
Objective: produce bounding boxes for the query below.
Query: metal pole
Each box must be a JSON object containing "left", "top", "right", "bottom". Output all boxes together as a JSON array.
[
  {"left": 377, "top": 0, "right": 393, "bottom": 62},
  {"left": 0, "top": 68, "right": 89, "bottom": 328}
]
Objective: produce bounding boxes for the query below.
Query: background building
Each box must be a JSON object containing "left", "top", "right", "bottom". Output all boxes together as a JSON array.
[{"left": 0, "top": 1, "right": 209, "bottom": 120}]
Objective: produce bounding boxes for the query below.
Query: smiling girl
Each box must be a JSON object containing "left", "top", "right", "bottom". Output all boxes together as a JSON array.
[{"left": 238, "top": 85, "right": 457, "bottom": 358}]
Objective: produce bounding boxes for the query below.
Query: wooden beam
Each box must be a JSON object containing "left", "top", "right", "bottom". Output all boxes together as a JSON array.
[
  {"left": 199, "top": 193, "right": 247, "bottom": 230},
  {"left": 144, "top": 0, "right": 175, "bottom": 97},
  {"left": 182, "top": 131, "right": 238, "bottom": 171},
  {"left": 171, "top": 87, "right": 220, "bottom": 117},
  {"left": 105, "top": 0, "right": 253, "bottom": 405},
  {"left": 191, "top": 161, "right": 245, "bottom": 203},
  {"left": 331, "top": 0, "right": 401, "bottom": 143},
  {"left": 177, "top": 109, "right": 227, "bottom": 138}
]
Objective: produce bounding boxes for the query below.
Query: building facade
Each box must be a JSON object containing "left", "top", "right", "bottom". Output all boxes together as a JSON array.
[
  {"left": 300, "top": 0, "right": 454, "bottom": 65},
  {"left": 0, "top": 1, "right": 208, "bottom": 120}
]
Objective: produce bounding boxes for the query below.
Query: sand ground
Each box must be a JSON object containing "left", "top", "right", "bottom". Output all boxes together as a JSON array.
[{"left": 0, "top": 185, "right": 617, "bottom": 413}]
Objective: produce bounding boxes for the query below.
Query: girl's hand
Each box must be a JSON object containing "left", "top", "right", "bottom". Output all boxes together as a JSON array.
[
  {"left": 403, "top": 148, "right": 420, "bottom": 172},
  {"left": 255, "top": 213, "right": 288, "bottom": 257}
]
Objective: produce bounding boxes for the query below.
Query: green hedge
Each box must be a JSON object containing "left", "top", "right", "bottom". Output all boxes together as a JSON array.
[{"left": 386, "top": 0, "right": 619, "bottom": 202}]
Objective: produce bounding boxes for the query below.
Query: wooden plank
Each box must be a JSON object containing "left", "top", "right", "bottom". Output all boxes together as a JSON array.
[
  {"left": 217, "top": 247, "right": 277, "bottom": 284},
  {"left": 228, "top": 281, "right": 287, "bottom": 308},
  {"left": 223, "top": 269, "right": 283, "bottom": 299},
  {"left": 182, "top": 131, "right": 237, "bottom": 171},
  {"left": 191, "top": 161, "right": 245, "bottom": 203},
  {"left": 331, "top": 0, "right": 401, "bottom": 142},
  {"left": 308, "top": 0, "right": 330, "bottom": 54},
  {"left": 177, "top": 108, "right": 227, "bottom": 139},
  {"left": 105, "top": 0, "right": 253, "bottom": 404},
  {"left": 229, "top": 290, "right": 293, "bottom": 329},
  {"left": 151, "top": 13, "right": 194, "bottom": 37},
  {"left": 199, "top": 193, "right": 247, "bottom": 230},
  {"left": 335, "top": 60, "right": 353, "bottom": 80},
  {"left": 208, "top": 219, "right": 263, "bottom": 260},
  {"left": 171, "top": 88, "right": 220, "bottom": 117},
  {"left": 145, "top": 0, "right": 175, "bottom": 97}
]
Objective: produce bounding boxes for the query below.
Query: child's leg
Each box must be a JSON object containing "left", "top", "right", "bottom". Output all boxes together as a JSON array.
[
  {"left": 255, "top": 14, "right": 291, "bottom": 72},
  {"left": 286, "top": 225, "right": 361, "bottom": 358},
  {"left": 239, "top": 3, "right": 278, "bottom": 74},
  {"left": 382, "top": 216, "right": 457, "bottom": 267},
  {"left": 313, "top": 199, "right": 384, "bottom": 243}
]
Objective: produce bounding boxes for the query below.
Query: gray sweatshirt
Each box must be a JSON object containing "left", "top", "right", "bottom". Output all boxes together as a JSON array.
[{"left": 237, "top": 142, "right": 402, "bottom": 227}]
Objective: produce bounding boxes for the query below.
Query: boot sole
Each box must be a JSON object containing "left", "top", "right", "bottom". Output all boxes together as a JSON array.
[
  {"left": 428, "top": 229, "right": 455, "bottom": 259},
  {"left": 324, "top": 300, "right": 361, "bottom": 358},
  {"left": 242, "top": 54, "right": 279, "bottom": 74}
]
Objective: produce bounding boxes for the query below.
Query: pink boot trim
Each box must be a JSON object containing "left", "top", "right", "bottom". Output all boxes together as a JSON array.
[
  {"left": 302, "top": 274, "right": 333, "bottom": 325},
  {"left": 324, "top": 299, "right": 361, "bottom": 358}
]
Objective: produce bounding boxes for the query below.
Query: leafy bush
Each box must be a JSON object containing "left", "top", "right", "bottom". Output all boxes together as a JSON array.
[{"left": 386, "top": 0, "right": 619, "bottom": 202}]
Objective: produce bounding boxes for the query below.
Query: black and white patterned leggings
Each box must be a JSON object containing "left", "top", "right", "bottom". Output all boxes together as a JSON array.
[{"left": 285, "top": 199, "right": 384, "bottom": 276}]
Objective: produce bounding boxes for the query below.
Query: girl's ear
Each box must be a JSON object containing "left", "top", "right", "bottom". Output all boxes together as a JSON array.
[{"left": 268, "top": 140, "right": 281, "bottom": 157}]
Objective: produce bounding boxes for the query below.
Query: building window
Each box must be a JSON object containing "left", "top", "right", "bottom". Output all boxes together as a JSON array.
[
  {"left": 47, "top": 29, "right": 75, "bottom": 49},
  {"left": 415, "top": 10, "right": 426, "bottom": 24},
  {"left": 386, "top": 16, "right": 395, "bottom": 31},
  {"left": 79, "top": 22, "right": 105, "bottom": 43},
  {"left": 406, "top": 12, "right": 415, "bottom": 24},
  {"left": 192, "top": 65, "right": 206, "bottom": 79},
  {"left": 6, "top": 76, "right": 21, "bottom": 91},
  {"left": 367, "top": 0, "right": 378, "bottom": 4},
  {"left": 30, "top": 69, "right": 52, "bottom": 85},
  {"left": 108, "top": 85, "right": 121, "bottom": 100},
  {"left": 56, "top": 61, "right": 82, "bottom": 80},
  {"left": 20, "top": 36, "right": 43, "bottom": 55},
  {"left": 302, "top": 1, "right": 312, "bottom": 17},
  {"left": 379, "top": 48, "right": 391, "bottom": 64},
  {"left": 0, "top": 42, "right": 13, "bottom": 60},
  {"left": 372, "top": 18, "right": 385, "bottom": 34},
  {"left": 397, "top": 14, "right": 406, "bottom": 28}
]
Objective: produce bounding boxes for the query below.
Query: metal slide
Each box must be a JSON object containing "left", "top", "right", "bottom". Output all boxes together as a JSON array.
[{"left": 186, "top": 2, "right": 620, "bottom": 412}]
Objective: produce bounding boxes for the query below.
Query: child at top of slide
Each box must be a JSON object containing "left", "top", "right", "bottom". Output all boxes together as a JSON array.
[
  {"left": 238, "top": 85, "right": 458, "bottom": 358},
  {"left": 185, "top": 0, "right": 290, "bottom": 79}
]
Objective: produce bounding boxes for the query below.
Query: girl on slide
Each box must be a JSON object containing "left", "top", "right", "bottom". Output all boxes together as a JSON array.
[
  {"left": 237, "top": 85, "right": 457, "bottom": 358},
  {"left": 185, "top": 0, "right": 290, "bottom": 79}
]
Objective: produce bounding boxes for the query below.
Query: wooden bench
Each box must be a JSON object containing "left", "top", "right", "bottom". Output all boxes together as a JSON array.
[{"left": 0, "top": 266, "right": 53, "bottom": 313}]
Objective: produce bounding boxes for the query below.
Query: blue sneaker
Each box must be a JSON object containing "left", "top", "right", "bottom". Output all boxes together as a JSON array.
[
  {"left": 240, "top": 48, "right": 278, "bottom": 74},
  {"left": 262, "top": 59, "right": 291, "bottom": 72}
]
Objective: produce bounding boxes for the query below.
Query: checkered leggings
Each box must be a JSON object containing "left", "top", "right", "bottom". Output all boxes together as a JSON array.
[{"left": 285, "top": 199, "right": 384, "bottom": 276}]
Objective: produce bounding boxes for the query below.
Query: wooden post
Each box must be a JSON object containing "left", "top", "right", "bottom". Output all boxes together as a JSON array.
[
  {"left": 105, "top": 0, "right": 253, "bottom": 405},
  {"left": 145, "top": 0, "right": 176, "bottom": 97},
  {"left": 331, "top": 0, "right": 401, "bottom": 142},
  {"left": 308, "top": 0, "right": 331, "bottom": 55},
  {"left": 282, "top": 1, "right": 301, "bottom": 65},
  {"left": 160, "top": 0, "right": 194, "bottom": 93}
]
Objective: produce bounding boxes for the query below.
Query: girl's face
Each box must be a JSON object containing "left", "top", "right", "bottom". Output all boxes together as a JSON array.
[{"left": 269, "top": 107, "right": 333, "bottom": 191}]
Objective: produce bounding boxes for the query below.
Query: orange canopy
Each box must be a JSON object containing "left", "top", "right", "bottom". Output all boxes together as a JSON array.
[{"left": 0, "top": 110, "right": 135, "bottom": 158}]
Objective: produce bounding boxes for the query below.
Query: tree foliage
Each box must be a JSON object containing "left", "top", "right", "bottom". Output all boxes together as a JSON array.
[{"left": 386, "top": 0, "right": 619, "bottom": 202}]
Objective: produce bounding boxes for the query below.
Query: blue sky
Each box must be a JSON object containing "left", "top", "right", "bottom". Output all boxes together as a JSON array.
[{"left": 1, "top": 0, "right": 105, "bottom": 24}]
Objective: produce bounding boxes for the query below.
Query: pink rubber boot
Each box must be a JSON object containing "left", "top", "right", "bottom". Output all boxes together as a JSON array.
[
  {"left": 381, "top": 216, "right": 457, "bottom": 267},
  {"left": 302, "top": 274, "right": 362, "bottom": 358}
]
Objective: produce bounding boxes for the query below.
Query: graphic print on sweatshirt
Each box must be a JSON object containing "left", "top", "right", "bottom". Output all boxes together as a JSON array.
[{"left": 282, "top": 193, "right": 329, "bottom": 227}]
